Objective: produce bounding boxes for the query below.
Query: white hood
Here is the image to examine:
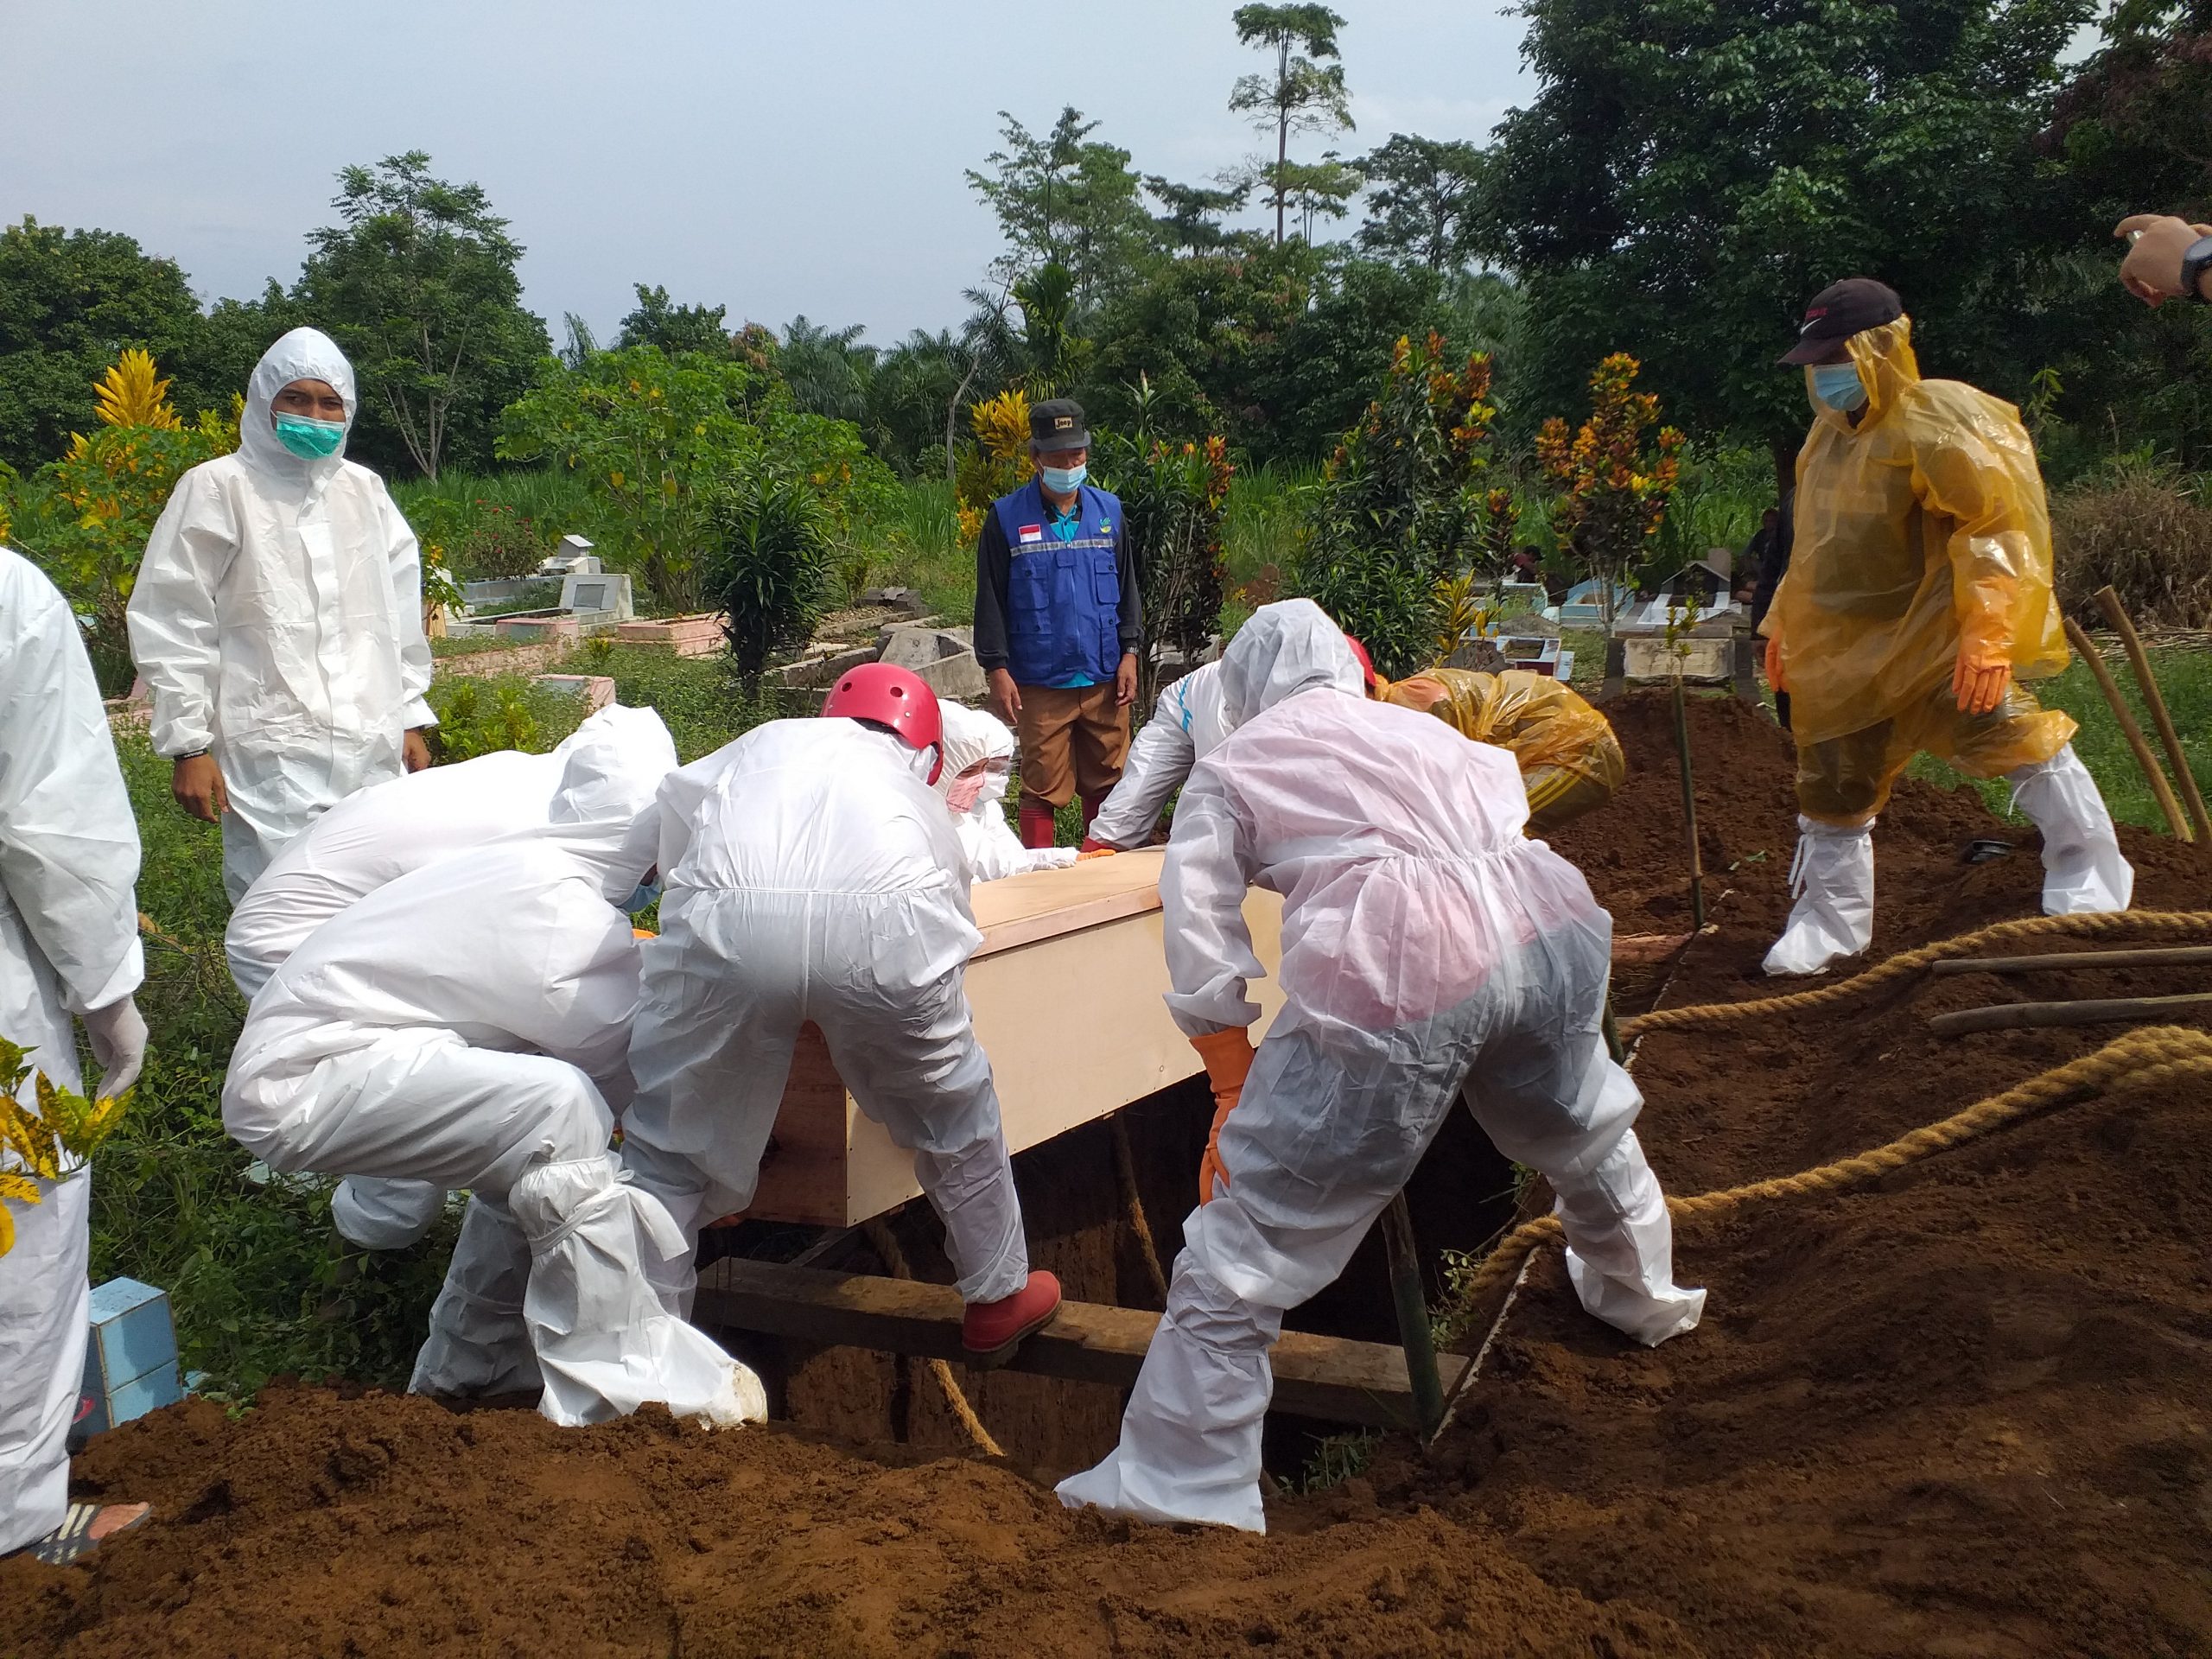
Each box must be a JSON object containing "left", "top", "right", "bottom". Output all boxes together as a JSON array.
[
  {"left": 1219, "top": 599, "right": 1364, "bottom": 727},
  {"left": 236, "top": 327, "right": 359, "bottom": 494},
  {"left": 936, "top": 702, "right": 1016, "bottom": 796},
  {"left": 540, "top": 704, "right": 679, "bottom": 899}
]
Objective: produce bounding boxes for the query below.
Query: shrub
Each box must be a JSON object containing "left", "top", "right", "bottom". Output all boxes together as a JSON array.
[
  {"left": 2050, "top": 464, "right": 2212, "bottom": 630},
  {"left": 705, "top": 476, "right": 831, "bottom": 684},
  {"left": 1536, "top": 353, "right": 1684, "bottom": 628},
  {"left": 1101, "top": 432, "right": 1234, "bottom": 696}
]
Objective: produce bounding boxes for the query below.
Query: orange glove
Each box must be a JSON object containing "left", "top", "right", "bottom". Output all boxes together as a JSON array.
[
  {"left": 1952, "top": 651, "right": 2012, "bottom": 716},
  {"left": 1076, "top": 847, "right": 1116, "bottom": 861},
  {"left": 1763, "top": 632, "right": 1786, "bottom": 694},
  {"left": 1190, "top": 1027, "right": 1256, "bottom": 1205}
]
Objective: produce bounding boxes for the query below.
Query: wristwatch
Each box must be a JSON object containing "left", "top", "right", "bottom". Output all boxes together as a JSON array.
[{"left": 2182, "top": 235, "right": 2212, "bottom": 304}]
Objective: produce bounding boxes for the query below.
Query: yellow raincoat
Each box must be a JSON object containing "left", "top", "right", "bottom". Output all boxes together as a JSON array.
[
  {"left": 1763, "top": 317, "right": 2073, "bottom": 825},
  {"left": 1382, "top": 667, "right": 1625, "bottom": 832}
]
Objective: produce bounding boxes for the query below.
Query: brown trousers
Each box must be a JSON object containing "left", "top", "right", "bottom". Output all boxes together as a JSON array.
[{"left": 1014, "top": 683, "right": 1130, "bottom": 810}]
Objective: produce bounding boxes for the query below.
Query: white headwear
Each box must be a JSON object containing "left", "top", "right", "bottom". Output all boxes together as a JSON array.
[
  {"left": 236, "top": 327, "right": 359, "bottom": 491},
  {"left": 1217, "top": 599, "right": 1364, "bottom": 728},
  {"left": 934, "top": 702, "right": 1016, "bottom": 798}
]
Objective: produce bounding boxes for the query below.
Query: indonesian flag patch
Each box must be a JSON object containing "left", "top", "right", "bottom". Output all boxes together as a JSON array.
[{"left": 1016, "top": 523, "right": 1044, "bottom": 545}]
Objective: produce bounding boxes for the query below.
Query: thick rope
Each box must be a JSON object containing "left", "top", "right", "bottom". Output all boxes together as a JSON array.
[
  {"left": 1441, "top": 1024, "right": 2212, "bottom": 1326},
  {"left": 1623, "top": 909, "right": 2212, "bottom": 1039},
  {"left": 861, "top": 1217, "right": 1004, "bottom": 1459},
  {"left": 1111, "top": 1115, "right": 1171, "bottom": 1306}
]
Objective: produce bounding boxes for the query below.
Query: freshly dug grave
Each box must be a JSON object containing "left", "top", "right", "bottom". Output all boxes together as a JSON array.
[{"left": 9, "top": 689, "right": 2212, "bottom": 1657}]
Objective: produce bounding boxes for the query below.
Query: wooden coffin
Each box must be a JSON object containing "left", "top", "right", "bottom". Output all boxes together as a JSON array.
[{"left": 747, "top": 848, "right": 1285, "bottom": 1226}]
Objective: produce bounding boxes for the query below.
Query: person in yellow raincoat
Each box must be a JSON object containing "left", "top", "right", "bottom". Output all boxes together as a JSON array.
[
  {"left": 1380, "top": 667, "right": 1624, "bottom": 834},
  {"left": 1761, "top": 279, "right": 2132, "bottom": 976}
]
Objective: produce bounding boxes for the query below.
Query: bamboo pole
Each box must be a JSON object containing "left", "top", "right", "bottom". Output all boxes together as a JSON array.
[
  {"left": 1929, "top": 990, "right": 2212, "bottom": 1038},
  {"left": 1379, "top": 1195, "right": 1445, "bottom": 1442},
  {"left": 2063, "top": 616, "right": 2190, "bottom": 840},
  {"left": 1671, "top": 676, "right": 1707, "bottom": 928},
  {"left": 2094, "top": 586, "right": 2212, "bottom": 845},
  {"left": 1931, "top": 945, "right": 2212, "bottom": 976}
]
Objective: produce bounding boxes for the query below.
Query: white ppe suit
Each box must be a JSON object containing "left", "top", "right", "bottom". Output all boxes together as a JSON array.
[
  {"left": 936, "top": 703, "right": 1077, "bottom": 881},
  {"left": 221, "top": 706, "right": 760, "bottom": 1428},
  {"left": 1057, "top": 601, "right": 1703, "bottom": 1534},
  {"left": 620, "top": 718, "right": 1032, "bottom": 1332},
  {"left": 225, "top": 709, "right": 643, "bottom": 1250},
  {"left": 0, "top": 548, "right": 145, "bottom": 1554},
  {"left": 127, "top": 328, "right": 435, "bottom": 902},
  {"left": 1085, "top": 663, "right": 1232, "bottom": 850}
]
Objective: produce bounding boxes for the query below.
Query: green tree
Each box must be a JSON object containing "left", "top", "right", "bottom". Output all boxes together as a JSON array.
[
  {"left": 0, "top": 218, "right": 211, "bottom": 467},
  {"left": 1357, "top": 134, "right": 1487, "bottom": 272},
  {"left": 966, "top": 107, "right": 1154, "bottom": 302},
  {"left": 1144, "top": 175, "right": 1251, "bottom": 253},
  {"left": 298, "top": 152, "right": 550, "bottom": 480},
  {"left": 1480, "top": 0, "right": 2091, "bottom": 480},
  {"left": 1229, "top": 4, "right": 1354, "bottom": 245},
  {"left": 616, "top": 284, "right": 733, "bottom": 356},
  {"left": 779, "top": 315, "right": 875, "bottom": 425},
  {"left": 705, "top": 475, "right": 830, "bottom": 684}
]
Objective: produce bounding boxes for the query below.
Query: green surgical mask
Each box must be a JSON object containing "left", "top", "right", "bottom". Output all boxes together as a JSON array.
[{"left": 274, "top": 413, "right": 346, "bottom": 458}]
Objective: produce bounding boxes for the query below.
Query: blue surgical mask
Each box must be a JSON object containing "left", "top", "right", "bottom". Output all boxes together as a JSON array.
[
  {"left": 273, "top": 414, "right": 346, "bottom": 458},
  {"left": 1809, "top": 364, "right": 1866, "bottom": 413},
  {"left": 624, "top": 879, "right": 663, "bottom": 914},
  {"left": 1040, "top": 462, "right": 1087, "bottom": 493}
]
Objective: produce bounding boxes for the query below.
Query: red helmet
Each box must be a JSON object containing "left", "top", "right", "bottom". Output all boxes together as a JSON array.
[
  {"left": 1342, "top": 633, "right": 1379, "bottom": 691},
  {"left": 823, "top": 663, "right": 944, "bottom": 783}
]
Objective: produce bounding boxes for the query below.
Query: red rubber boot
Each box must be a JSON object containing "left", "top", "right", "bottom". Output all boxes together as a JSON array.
[
  {"left": 1019, "top": 802, "right": 1058, "bottom": 849},
  {"left": 961, "top": 1270, "right": 1063, "bottom": 1365}
]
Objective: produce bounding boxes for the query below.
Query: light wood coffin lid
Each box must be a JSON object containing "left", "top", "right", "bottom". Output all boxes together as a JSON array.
[{"left": 747, "top": 849, "right": 1287, "bottom": 1226}]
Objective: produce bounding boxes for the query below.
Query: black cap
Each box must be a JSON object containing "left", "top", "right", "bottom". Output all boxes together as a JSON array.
[
  {"left": 1028, "top": 398, "right": 1090, "bottom": 452},
  {"left": 1778, "top": 278, "right": 1904, "bottom": 365}
]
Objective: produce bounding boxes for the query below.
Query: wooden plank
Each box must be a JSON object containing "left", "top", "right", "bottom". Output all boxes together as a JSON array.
[
  {"left": 1931, "top": 945, "right": 2212, "bottom": 977},
  {"left": 1929, "top": 990, "right": 2212, "bottom": 1037},
  {"left": 971, "top": 848, "right": 1168, "bottom": 957},
  {"left": 694, "top": 1257, "right": 1466, "bottom": 1432}
]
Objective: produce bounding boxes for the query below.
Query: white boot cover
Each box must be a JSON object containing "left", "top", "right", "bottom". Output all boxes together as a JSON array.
[
  {"left": 410, "top": 1196, "right": 542, "bottom": 1397},
  {"left": 510, "top": 1153, "right": 766, "bottom": 1428},
  {"left": 1054, "top": 1255, "right": 1278, "bottom": 1534},
  {"left": 332, "top": 1175, "right": 447, "bottom": 1251},
  {"left": 2008, "top": 746, "right": 2134, "bottom": 915},
  {"left": 1763, "top": 815, "right": 1875, "bottom": 976}
]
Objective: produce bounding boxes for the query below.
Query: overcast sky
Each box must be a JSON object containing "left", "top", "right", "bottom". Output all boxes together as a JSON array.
[{"left": 3, "top": 0, "right": 1529, "bottom": 347}]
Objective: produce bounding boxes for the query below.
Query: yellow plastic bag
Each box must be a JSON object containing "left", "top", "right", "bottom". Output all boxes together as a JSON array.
[
  {"left": 1384, "top": 667, "right": 1625, "bottom": 831},
  {"left": 1764, "top": 316, "right": 2073, "bottom": 821}
]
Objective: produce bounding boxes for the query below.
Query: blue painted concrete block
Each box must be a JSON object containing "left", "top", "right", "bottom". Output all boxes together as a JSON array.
[{"left": 78, "top": 1277, "right": 181, "bottom": 1437}]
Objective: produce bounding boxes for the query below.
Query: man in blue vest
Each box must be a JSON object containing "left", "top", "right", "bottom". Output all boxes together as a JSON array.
[{"left": 973, "top": 398, "right": 1142, "bottom": 849}]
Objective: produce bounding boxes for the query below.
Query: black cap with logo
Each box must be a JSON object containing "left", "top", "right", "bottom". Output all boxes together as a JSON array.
[
  {"left": 1028, "top": 398, "right": 1090, "bottom": 452},
  {"left": 1778, "top": 278, "right": 1904, "bottom": 365}
]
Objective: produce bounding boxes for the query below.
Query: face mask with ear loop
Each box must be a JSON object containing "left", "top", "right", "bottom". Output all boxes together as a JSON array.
[{"left": 1809, "top": 363, "right": 1866, "bottom": 413}]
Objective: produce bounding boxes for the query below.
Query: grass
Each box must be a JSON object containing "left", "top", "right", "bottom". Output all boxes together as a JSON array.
[{"left": 1907, "top": 645, "right": 2212, "bottom": 833}]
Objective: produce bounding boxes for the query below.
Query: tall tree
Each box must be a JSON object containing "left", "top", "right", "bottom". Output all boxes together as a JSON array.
[
  {"left": 1144, "top": 175, "right": 1252, "bottom": 253},
  {"left": 1229, "top": 4, "right": 1354, "bottom": 245},
  {"left": 1357, "top": 134, "right": 1486, "bottom": 272},
  {"left": 0, "top": 218, "right": 210, "bottom": 467},
  {"left": 616, "top": 284, "right": 732, "bottom": 356},
  {"left": 966, "top": 108, "right": 1152, "bottom": 302},
  {"left": 1479, "top": 0, "right": 2091, "bottom": 475},
  {"left": 296, "top": 152, "right": 550, "bottom": 480},
  {"left": 779, "top": 315, "right": 875, "bottom": 425}
]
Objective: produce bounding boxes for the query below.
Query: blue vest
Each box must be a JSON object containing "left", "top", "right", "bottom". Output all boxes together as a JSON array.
[{"left": 992, "top": 480, "right": 1125, "bottom": 688}]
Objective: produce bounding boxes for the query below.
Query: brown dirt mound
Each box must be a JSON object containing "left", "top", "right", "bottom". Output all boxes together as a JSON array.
[{"left": 8, "top": 688, "right": 2212, "bottom": 1656}]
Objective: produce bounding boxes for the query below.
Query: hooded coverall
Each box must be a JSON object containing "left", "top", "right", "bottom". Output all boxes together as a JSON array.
[
  {"left": 936, "top": 702, "right": 1078, "bottom": 881},
  {"left": 0, "top": 549, "right": 145, "bottom": 1554},
  {"left": 128, "top": 328, "right": 435, "bottom": 901},
  {"left": 1057, "top": 601, "right": 1701, "bottom": 1534},
  {"left": 618, "top": 718, "right": 1032, "bottom": 1332},
  {"left": 221, "top": 707, "right": 760, "bottom": 1428},
  {"left": 225, "top": 709, "right": 641, "bottom": 1249},
  {"left": 1762, "top": 317, "right": 2131, "bottom": 975}
]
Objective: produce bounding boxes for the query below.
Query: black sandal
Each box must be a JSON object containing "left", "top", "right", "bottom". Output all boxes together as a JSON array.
[{"left": 21, "top": 1501, "right": 150, "bottom": 1567}]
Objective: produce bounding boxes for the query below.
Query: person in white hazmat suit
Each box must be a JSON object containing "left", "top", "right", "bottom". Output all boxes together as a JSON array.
[
  {"left": 221, "top": 704, "right": 763, "bottom": 1428},
  {"left": 935, "top": 702, "right": 1079, "bottom": 880},
  {"left": 127, "top": 327, "right": 435, "bottom": 904},
  {"left": 224, "top": 707, "right": 652, "bottom": 1253},
  {"left": 1057, "top": 601, "right": 1705, "bottom": 1534},
  {"left": 0, "top": 547, "right": 151, "bottom": 1560},
  {"left": 1081, "top": 662, "right": 1233, "bottom": 852},
  {"left": 619, "top": 664, "right": 1064, "bottom": 1365}
]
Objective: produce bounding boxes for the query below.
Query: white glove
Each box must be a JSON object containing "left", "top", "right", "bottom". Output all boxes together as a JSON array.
[{"left": 79, "top": 997, "right": 149, "bottom": 1099}]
